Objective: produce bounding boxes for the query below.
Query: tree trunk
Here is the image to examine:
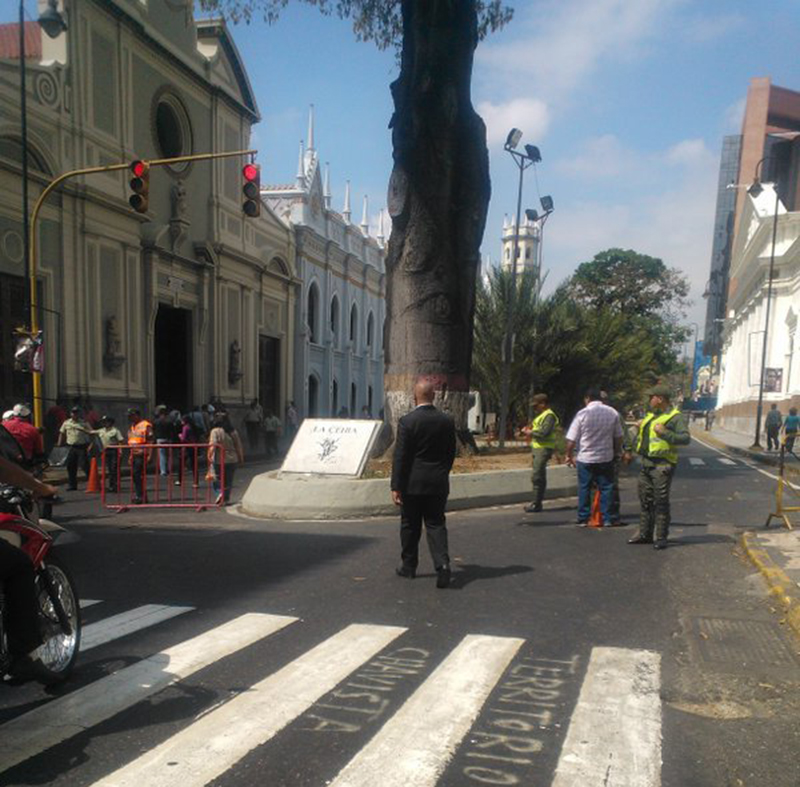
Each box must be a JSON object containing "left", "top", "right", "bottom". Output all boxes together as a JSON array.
[{"left": 380, "top": 0, "right": 490, "bottom": 455}]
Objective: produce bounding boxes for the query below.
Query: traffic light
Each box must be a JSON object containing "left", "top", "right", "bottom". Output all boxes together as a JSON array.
[
  {"left": 129, "top": 160, "right": 150, "bottom": 213},
  {"left": 242, "top": 163, "right": 261, "bottom": 217}
]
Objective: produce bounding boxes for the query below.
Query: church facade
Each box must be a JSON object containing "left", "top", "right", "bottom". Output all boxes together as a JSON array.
[
  {"left": 262, "top": 111, "right": 386, "bottom": 420},
  {"left": 0, "top": 0, "right": 295, "bottom": 427}
]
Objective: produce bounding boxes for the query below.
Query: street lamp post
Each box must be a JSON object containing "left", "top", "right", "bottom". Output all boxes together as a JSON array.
[
  {"left": 18, "top": 0, "right": 67, "bottom": 409},
  {"left": 523, "top": 198, "right": 554, "bottom": 397},
  {"left": 747, "top": 158, "right": 781, "bottom": 450},
  {"left": 687, "top": 321, "right": 699, "bottom": 397},
  {"left": 497, "top": 129, "right": 540, "bottom": 448}
]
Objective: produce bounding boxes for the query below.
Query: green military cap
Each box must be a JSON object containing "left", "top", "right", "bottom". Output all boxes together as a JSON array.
[{"left": 647, "top": 384, "right": 673, "bottom": 399}]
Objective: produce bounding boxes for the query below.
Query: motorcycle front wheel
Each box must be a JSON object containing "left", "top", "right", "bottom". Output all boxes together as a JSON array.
[{"left": 35, "top": 555, "right": 81, "bottom": 683}]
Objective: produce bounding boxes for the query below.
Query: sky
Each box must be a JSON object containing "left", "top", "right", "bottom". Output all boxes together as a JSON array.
[
  {"left": 13, "top": 0, "right": 800, "bottom": 339},
  {"left": 213, "top": 0, "right": 800, "bottom": 340}
]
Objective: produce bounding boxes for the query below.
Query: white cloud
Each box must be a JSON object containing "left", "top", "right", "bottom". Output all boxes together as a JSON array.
[
  {"left": 723, "top": 97, "right": 745, "bottom": 133},
  {"left": 665, "top": 138, "right": 712, "bottom": 166},
  {"left": 555, "top": 134, "right": 632, "bottom": 178},
  {"left": 478, "top": 98, "right": 551, "bottom": 146},
  {"left": 680, "top": 12, "right": 746, "bottom": 44},
  {"left": 477, "top": 0, "right": 678, "bottom": 106},
  {"left": 539, "top": 138, "right": 719, "bottom": 329}
]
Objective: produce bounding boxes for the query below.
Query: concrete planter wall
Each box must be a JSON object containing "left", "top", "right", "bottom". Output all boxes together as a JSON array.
[{"left": 240, "top": 464, "right": 577, "bottom": 520}]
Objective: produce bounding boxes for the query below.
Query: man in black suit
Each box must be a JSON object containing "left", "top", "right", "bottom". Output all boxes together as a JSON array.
[{"left": 391, "top": 380, "right": 457, "bottom": 589}]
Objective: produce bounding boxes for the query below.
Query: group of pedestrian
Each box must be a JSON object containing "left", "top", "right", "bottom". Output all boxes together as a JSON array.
[
  {"left": 28, "top": 399, "right": 248, "bottom": 505},
  {"left": 522, "top": 383, "right": 690, "bottom": 551},
  {"left": 764, "top": 404, "right": 799, "bottom": 454},
  {"left": 243, "top": 399, "right": 283, "bottom": 457},
  {"left": 386, "top": 378, "right": 694, "bottom": 593}
]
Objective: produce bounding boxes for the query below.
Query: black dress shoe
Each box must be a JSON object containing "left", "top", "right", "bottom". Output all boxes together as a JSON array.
[
  {"left": 524, "top": 503, "right": 543, "bottom": 513},
  {"left": 395, "top": 566, "right": 416, "bottom": 579},
  {"left": 653, "top": 539, "right": 668, "bottom": 550},
  {"left": 627, "top": 535, "right": 653, "bottom": 544},
  {"left": 436, "top": 565, "right": 451, "bottom": 589}
]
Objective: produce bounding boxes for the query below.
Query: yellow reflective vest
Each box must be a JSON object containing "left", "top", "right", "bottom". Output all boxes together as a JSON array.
[
  {"left": 530, "top": 409, "right": 559, "bottom": 450},
  {"left": 636, "top": 408, "right": 681, "bottom": 464}
]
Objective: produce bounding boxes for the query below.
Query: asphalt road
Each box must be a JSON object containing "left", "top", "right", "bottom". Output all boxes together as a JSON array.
[{"left": 2, "top": 438, "right": 799, "bottom": 787}]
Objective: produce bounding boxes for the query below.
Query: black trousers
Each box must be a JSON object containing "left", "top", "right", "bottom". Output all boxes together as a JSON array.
[
  {"left": 131, "top": 454, "right": 146, "bottom": 501},
  {"left": 399, "top": 493, "right": 450, "bottom": 571},
  {"left": 66, "top": 444, "right": 89, "bottom": 489},
  {"left": 0, "top": 539, "right": 42, "bottom": 655}
]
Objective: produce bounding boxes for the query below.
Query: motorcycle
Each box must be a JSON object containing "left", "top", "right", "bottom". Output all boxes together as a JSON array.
[{"left": 0, "top": 485, "right": 81, "bottom": 684}]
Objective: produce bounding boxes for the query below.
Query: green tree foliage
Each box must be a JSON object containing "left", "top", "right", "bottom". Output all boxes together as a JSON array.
[
  {"left": 565, "top": 248, "right": 691, "bottom": 374},
  {"left": 472, "top": 268, "right": 657, "bottom": 428},
  {"left": 198, "top": 0, "right": 513, "bottom": 49}
]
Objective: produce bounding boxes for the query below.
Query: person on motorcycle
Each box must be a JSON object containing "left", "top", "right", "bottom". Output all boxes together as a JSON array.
[
  {"left": 3, "top": 404, "right": 45, "bottom": 469},
  {"left": 0, "top": 454, "right": 58, "bottom": 677}
]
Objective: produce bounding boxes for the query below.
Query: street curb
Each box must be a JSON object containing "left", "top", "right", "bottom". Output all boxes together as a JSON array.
[
  {"left": 691, "top": 428, "right": 800, "bottom": 478},
  {"left": 740, "top": 531, "right": 800, "bottom": 642},
  {"left": 241, "top": 465, "right": 578, "bottom": 520}
]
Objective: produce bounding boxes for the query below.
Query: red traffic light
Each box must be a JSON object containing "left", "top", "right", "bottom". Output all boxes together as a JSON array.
[
  {"left": 131, "top": 160, "right": 148, "bottom": 178},
  {"left": 242, "top": 163, "right": 261, "bottom": 218},
  {"left": 129, "top": 160, "right": 150, "bottom": 213}
]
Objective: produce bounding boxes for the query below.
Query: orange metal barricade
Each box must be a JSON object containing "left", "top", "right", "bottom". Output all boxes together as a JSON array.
[{"left": 100, "top": 443, "right": 226, "bottom": 511}]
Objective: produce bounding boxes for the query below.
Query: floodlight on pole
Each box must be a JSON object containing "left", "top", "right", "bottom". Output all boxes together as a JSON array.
[
  {"left": 497, "top": 130, "right": 544, "bottom": 447},
  {"left": 524, "top": 145, "right": 541, "bottom": 163},
  {"left": 505, "top": 128, "right": 523, "bottom": 150}
]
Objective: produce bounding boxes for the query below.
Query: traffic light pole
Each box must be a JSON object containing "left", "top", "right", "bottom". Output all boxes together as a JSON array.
[{"left": 26, "top": 148, "right": 256, "bottom": 427}]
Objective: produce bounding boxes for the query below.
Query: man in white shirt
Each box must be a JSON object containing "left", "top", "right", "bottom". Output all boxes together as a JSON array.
[{"left": 565, "top": 388, "right": 624, "bottom": 526}]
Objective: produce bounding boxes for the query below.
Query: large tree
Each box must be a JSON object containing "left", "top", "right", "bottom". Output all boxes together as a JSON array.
[
  {"left": 565, "top": 248, "right": 691, "bottom": 374},
  {"left": 201, "top": 0, "right": 514, "bottom": 445},
  {"left": 472, "top": 271, "right": 656, "bottom": 429}
]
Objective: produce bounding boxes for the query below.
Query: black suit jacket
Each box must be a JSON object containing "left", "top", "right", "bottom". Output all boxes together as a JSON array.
[{"left": 391, "top": 404, "right": 457, "bottom": 497}]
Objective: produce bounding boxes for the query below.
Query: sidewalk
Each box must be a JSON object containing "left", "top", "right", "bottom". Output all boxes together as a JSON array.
[{"left": 693, "top": 424, "right": 800, "bottom": 641}]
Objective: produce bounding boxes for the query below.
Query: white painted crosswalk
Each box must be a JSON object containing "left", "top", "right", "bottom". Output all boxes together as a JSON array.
[
  {"left": 687, "top": 456, "right": 741, "bottom": 468},
  {"left": 0, "top": 600, "right": 668, "bottom": 787}
]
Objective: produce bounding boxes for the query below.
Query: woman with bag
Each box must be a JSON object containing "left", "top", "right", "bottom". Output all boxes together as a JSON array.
[{"left": 207, "top": 412, "right": 244, "bottom": 505}]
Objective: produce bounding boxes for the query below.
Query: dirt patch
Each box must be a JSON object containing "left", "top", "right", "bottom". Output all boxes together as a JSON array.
[{"left": 363, "top": 448, "right": 565, "bottom": 479}]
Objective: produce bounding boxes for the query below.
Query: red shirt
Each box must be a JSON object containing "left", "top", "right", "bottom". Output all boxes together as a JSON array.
[{"left": 3, "top": 417, "right": 44, "bottom": 461}]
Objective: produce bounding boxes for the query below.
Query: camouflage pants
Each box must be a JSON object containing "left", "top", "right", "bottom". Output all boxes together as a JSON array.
[
  {"left": 638, "top": 461, "right": 675, "bottom": 540},
  {"left": 531, "top": 448, "right": 553, "bottom": 507}
]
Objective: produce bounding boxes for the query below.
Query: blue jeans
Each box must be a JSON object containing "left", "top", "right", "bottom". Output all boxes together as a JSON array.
[
  {"left": 577, "top": 461, "right": 615, "bottom": 523},
  {"left": 157, "top": 439, "right": 170, "bottom": 477}
]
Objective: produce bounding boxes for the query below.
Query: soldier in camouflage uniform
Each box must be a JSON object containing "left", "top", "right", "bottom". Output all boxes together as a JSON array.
[{"left": 627, "top": 385, "right": 690, "bottom": 550}]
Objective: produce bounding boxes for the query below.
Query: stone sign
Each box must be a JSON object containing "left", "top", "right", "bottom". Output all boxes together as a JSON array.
[{"left": 280, "top": 419, "right": 383, "bottom": 477}]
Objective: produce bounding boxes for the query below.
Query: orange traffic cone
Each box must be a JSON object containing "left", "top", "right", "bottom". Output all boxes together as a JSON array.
[
  {"left": 86, "top": 456, "right": 101, "bottom": 493},
  {"left": 588, "top": 489, "right": 603, "bottom": 527}
]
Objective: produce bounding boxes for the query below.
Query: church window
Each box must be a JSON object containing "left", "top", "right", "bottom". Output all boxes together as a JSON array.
[
  {"left": 307, "top": 282, "right": 319, "bottom": 343},
  {"left": 154, "top": 92, "right": 193, "bottom": 173}
]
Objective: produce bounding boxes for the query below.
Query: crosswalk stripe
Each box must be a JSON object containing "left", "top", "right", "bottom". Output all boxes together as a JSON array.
[
  {"left": 717, "top": 458, "right": 737, "bottom": 466},
  {"left": 90, "top": 623, "right": 407, "bottom": 787},
  {"left": 0, "top": 613, "right": 297, "bottom": 774},
  {"left": 330, "top": 634, "right": 524, "bottom": 787},
  {"left": 79, "top": 599, "right": 102, "bottom": 609},
  {"left": 688, "top": 457, "right": 705, "bottom": 466},
  {"left": 552, "top": 646, "right": 661, "bottom": 787},
  {"left": 80, "top": 604, "right": 195, "bottom": 652}
]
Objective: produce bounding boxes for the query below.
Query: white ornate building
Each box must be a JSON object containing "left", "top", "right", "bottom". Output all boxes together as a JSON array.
[
  {"left": 716, "top": 184, "right": 800, "bottom": 432},
  {"left": 262, "top": 109, "right": 386, "bottom": 419},
  {"left": 0, "top": 0, "right": 296, "bottom": 427}
]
